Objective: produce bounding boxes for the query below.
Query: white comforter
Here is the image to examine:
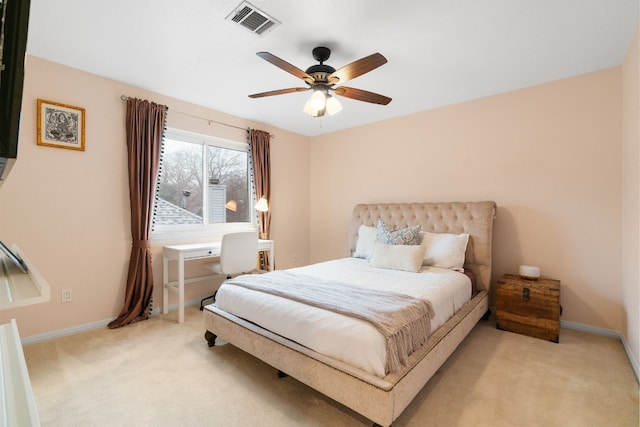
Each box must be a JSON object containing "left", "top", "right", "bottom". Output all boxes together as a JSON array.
[{"left": 214, "top": 257, "right": 471, "bottom": 377}]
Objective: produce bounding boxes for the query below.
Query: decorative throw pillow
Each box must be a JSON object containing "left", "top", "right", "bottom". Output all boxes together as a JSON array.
[
  {"left": 353, "top": 225, "right": 377, "bottom": 259},
  {"left": 420, "top": 231, "right": 469, "bottom": 271},
  {"left": 369, "top": 241, "right": 426, "bottom": 273},
  {"left": 375, "top": 220, "right": 421, "bottom": 245}
]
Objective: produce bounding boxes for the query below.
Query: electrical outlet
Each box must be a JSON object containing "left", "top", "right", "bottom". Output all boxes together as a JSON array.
[{"left": 61, "top": 288, "right": 72, "bottom": 303}]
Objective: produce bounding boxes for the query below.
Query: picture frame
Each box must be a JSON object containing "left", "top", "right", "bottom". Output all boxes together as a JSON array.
[{"left": 36, "top": 99, "right": 86, "bottom": 151}]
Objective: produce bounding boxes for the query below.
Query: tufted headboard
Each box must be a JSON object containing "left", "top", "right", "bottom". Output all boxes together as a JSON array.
[{"left": 349, "top": 201, "right": 497, "bottom": 293}]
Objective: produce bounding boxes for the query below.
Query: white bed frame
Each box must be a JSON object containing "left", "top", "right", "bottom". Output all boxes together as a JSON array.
[{"left": 203, "top": 201, "right": 496, "bottom": 426}]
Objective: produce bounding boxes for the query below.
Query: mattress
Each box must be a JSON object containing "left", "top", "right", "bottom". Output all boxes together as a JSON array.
[{"left": 213, "top": 257, "right": 472, "bottom": 377}]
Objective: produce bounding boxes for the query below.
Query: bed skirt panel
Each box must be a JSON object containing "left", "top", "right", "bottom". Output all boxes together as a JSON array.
[{"left": 203, "top": 290, "right": 488, "bottom": 426}]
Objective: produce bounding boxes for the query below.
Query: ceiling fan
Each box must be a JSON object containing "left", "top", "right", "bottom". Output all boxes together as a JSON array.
[{"left": 248, "top": 46, "right": 392, "bottom": 117}]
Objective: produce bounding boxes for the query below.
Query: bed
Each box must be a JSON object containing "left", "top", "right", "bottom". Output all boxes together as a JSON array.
[{"left": 203, "top": 201, "right": 496, "bottom": 426}]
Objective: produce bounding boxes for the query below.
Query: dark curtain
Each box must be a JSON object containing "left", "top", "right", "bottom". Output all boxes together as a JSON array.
[
  {"left": 108, "top": 98, "right": 167, "bottom": 329},
  {"left": 249, "top": 129, "right": 272, "bottom": 270}
]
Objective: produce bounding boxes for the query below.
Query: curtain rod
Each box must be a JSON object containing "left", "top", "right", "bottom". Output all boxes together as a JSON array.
[{"left": 120, "top": 95, "right": 274, "bottom": 138}]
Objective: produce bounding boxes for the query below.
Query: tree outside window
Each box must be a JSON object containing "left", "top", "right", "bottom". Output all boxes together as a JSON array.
[{"left": 154, "top": 131, "right": 251, "bottom": 229}]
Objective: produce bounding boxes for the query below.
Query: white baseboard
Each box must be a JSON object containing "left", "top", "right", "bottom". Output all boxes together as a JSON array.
[
  {"left": 560, "top": 319, "right": 621, "bottom": 338},
  {"left": 21, "top": 298, "right": 204, "bottom": 346},
  {"left": 621, "top": 334, "right": 640, "bottom": 384},
  {"left": 21, "top": 318, "right": 114, "bottom": 345},
  {"left": 562, "top": 320, "right": 639, "bottom": 383}
]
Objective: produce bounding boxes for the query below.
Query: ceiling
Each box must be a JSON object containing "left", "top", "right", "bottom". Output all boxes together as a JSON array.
[{"left": 26, "top": 0, "right": 639, "bottom": 137}]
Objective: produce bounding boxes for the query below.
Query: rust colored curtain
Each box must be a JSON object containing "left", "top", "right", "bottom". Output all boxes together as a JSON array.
[
  {"left": 108, "top": 98, "right": 167, "bottom": 329},
  {"left": 249, "top": 129, "right": 272, "bottom": 270}
]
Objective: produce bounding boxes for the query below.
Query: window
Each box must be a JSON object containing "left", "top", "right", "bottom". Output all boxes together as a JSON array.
[{"left": 152, "top": 128, "right": 256, "bottom": 239}]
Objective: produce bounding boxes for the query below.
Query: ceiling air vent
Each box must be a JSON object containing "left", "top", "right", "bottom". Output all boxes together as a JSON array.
[{"left": 226, "top": 2, "right": 280, "bottom": 36}]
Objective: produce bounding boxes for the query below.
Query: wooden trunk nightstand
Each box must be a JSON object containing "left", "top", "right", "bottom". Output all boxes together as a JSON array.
[{"left": 496, "top": 274, "right": 561, "bottom": 343}]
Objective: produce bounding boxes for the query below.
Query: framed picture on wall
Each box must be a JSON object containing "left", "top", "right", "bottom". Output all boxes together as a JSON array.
[{"left": 36, "top": 99, "right": 86, "bottom": 151}]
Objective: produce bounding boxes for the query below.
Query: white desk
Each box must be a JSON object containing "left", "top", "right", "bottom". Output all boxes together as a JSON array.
[{"left": 162, "top": 239, "right": 274, "bottom": 323}]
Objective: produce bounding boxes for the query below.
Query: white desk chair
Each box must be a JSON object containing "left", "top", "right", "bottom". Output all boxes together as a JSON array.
[{"left": 199, "top": 231, "right": 259, "bottom": 310}]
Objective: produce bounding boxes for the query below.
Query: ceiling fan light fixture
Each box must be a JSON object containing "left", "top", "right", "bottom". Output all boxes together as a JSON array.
[
  {"left": 325, "top": 95, "right": 342, "bottom": 116},
  {"left": 309, "top": 89, "right": 326, "bottom": 110},
  {"left": 302, "top": 97, "right": 317, "bottom": 116},
  {"left": 303, "top": 88, "right": 328, "bottom": 117}
]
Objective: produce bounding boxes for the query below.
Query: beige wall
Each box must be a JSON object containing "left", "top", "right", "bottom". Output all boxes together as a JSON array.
[
  {"left": 310, "top": 68, "right": 623, "bottom": 332},
  {"left": 622, "top": 29, "right": 639, "bottom": 370},
  {"left": 0, "top": 56, "right": 310, "bottom": 337}
]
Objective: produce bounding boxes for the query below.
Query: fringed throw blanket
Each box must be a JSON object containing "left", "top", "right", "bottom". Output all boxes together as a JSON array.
[{"left": 222, "top": 271, "right": 435, "bottom": 374}]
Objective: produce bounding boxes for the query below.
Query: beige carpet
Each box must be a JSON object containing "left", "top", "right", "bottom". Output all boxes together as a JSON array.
[{"left": 23, "top": 306, "right": 639, "bottom": 426}]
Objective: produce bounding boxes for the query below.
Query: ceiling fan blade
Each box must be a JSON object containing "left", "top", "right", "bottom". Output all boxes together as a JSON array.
[
  {"left": 256, "top": 52, "right": 314, "bottom": 84},
  {"left": 248, "top": 87, "right": 309, "bottom": 98},
  {"left": 333, "top": 86, "right": 392, "bottom": 105},
  {"left": 329, "top": 53, "right": 387, "bottom": 84}
]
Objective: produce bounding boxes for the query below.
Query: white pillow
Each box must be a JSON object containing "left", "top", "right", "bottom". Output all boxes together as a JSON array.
[
  {"left": 353, "top": 225, "right": 377, "bottom": 259},
  {"left": 421, "top": 231, "right": 469, "bottom": 271},
  {"left": 369, "top": 241, "right": 426, "bottom": 273}
]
